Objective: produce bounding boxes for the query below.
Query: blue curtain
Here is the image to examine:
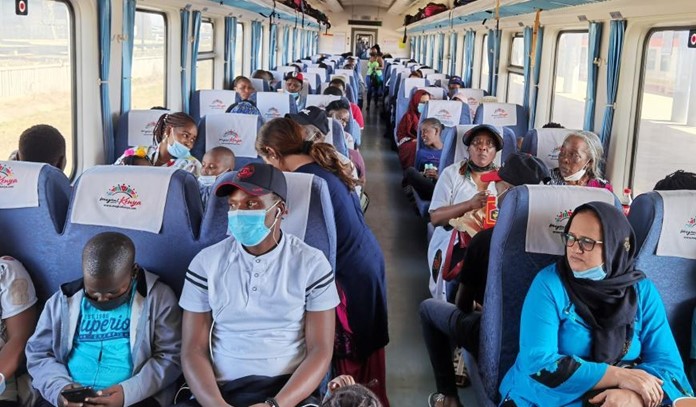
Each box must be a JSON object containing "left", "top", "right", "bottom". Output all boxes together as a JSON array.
[
  {"left": 189, "top": 11, "right": 202, "bottom": 95},
  {"left": 314, "top": 31, "right": 319, "bottom": 55},
  {"left": 269, "top": 24, "right": 278, "bottom": 70},
  {"left": 437, "top": 33, "right": 445, "bottom": 72},
  {"left": 415, "top": 36, "right": 421, "bottom": 61},
  {"left": 522, "top": 26, "right": 532, "bottom": 111},
  {"left": 224, "top": 16, "right": 237, "bottom": 88},
  {"left": 529, "top": 26, "right": 544, "bottom": 128},
  {"left": 97, "top": 0, "right": 114, "bottom": 161},
  {"left": 428, "top": 35, "right": 435, "bottom": 67},
  {"left": 292, "top": 27, "right": 298, "bottom": 62},
  {"left": 282, "top": 26, "right": 290, "bottom": 65},
  {"left": 599, "top": 20, "right": 626, "bottom": 160},
  {"left": 449, "top": 32, "right": 458, "bottom": 76},
  {"left": 487, "top": 29, "right": 501, "bottom": 96},
  {"left": 250, "top": 21, "right": 262, "bottom": 72},
  {"left": 583, "top": 21, "right": 603, "bottom": 131},
  {"left": 180, "top": 9, "right": 190, "bottom": 113},
  {"left": 463, "top": 30, "right": 475, "bottom": 87},
  {"left": 420, "top": 36, "right": 426, "bottom": 63},
  {"left": 120, "top": 0, "right": 135, "bottom": 113}
]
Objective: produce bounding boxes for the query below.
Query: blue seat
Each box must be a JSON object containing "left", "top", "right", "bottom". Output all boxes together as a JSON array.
[
  {"left": 250, "top": 78, "right": 270, "bottom": 92},
  {"left": 394, "top": 77, "right": 428, "bottom": 143},
  {"left": 439, "top": 125, "right": 517, "bottom": 174},
  {"left": 628, "top": 191, "right": 696, "bottom": 361},
  {"left": 474, "top": 103, "right": 529, "bottom": 142},
  {"left": 250, "top": 91, "right": 298, "bottom": 122},
  {"left": 520, "top": 128, "right": 577, "bottom": 171},
  {"left": 195, "top": 113, "right": 264, "bottom": 169},
  {"left": 114, "top": 109, "right": 169, "bottom": 163},
  {"left": 200, "top": 171, "right": 337, "bottom": 269},
  {"left": 327, "top": 118, "right": 349, "bottom": 157},
  {"left": 62, "top": 167, "right": 204, "bottom": 296},
  {"left": 190, "top": 90, "right": 240, "bottom": 123},
  {"left": 0, "top": 162, "right": 71, "bottom": 301},
  {"left": 467, "top": 185, "right": 621, "bottom": 406}
]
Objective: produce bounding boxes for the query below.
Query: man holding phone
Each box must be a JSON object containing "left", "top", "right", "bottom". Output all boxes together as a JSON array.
[{"left": 26, "top": 232, "right": 182, "bottom": 407}]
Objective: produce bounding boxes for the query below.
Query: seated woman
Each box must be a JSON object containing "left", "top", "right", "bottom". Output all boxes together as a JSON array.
[
  {"left": 550, "top": 131, "right": 612, "bottom": 191},
  {"left": 232, "top": 75, "right": 254, "bottom": 100},
  {"left": 499, "top": 201, "right": 692, "bottom": 406},
  {"left": 115, "top": 112, "right": 201, "bottom": 176},
  {"left": 0, "top": 256, "right": 37, "bottom": 407},
  {"left": 404, "top": 118, "right": 444, "bottom": 201},
  {"left": 396, "top": 89, "right": 430, "bottom": 171}
]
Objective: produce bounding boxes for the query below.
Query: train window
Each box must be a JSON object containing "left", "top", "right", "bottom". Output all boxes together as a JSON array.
[
  {"left": 235, "top": 22, "right": 244, "bottom": 76},
  {"left": 632, "top": 29, "right": 696, "bottom": 194},
  {"left": 550, "top": 31, "right": 589, "bottom": 130},
  {"left": 131, "top": 10, "right": 167, "bottom": 109},
  {"left": 507, "top": 35, "right": 524, "bottom": 105},
  {"left": 0, "top": 0, "right": 75, "bottom": 176},
  {"left": 196, "top": 20, "right": 214, "bottom": 90},
  {"left": 479, "top": 34, "right": 488, "bottom": 89}
]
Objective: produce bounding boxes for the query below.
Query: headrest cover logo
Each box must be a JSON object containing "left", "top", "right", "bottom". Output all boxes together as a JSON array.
[
  {"left": 0, "top": 163, "right": 18, "bottom": 188},
  {"left": 679, "top": 216, "right": 696, "bottom": 241},
  {"left": 549, "top": 209, "right": 573, "bottom": 235},
  {"left": 492, "top": 108, "right": 509, "bottom": 119},
  {"left": 220, "top": 130, "right": 243, "bottom": 146},
  {"left": 265, "top": 107, "right": 281, "bottom": 120},
  {"left": 210, "top": 99, "right": 227, "bottom": 110},
  {"left": 99, "top": 183, "right": 142, "bottom": 209}
]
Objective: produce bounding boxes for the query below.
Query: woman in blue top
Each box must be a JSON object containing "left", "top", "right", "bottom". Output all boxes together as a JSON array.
[
  {"left": 499, "top": 202, "right": 692, "bottom": 407},
  {"left": 255, "top": 118, "right": 390, "bottom": 407},
  {"left": 404, "top": 117, "right": 444, "bottom": 200}
]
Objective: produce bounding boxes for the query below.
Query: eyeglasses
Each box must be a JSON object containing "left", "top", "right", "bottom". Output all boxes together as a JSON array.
[
  {"left": 470, "top": 138, "right": 495, "bottom": 148},
  {"left": 561, "top": 232, "right": 603, "bottom": 252}
]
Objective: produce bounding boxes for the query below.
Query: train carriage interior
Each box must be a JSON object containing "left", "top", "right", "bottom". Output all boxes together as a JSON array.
[{"left": 1, "top": 0, "right": 696, "bottom": 406}]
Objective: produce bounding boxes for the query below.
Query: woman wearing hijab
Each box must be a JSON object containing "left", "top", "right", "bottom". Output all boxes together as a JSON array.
[
  {"left": 396, "top": 89, "right": 431, "bottom": 171},
  {"left": 499, "top": 202, "right": 692, "bottom": 407}
]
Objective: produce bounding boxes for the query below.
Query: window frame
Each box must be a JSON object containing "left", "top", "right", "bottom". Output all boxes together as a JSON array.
[
  {"left": 196, "top": 18, "right": 215, "bottom": 89},
  {"left": 235, "top": 22, "right": 244, "bottom": 76},
  {"left": 132, "top": 8, "right": 168, "bottom": 109},
  {"left": 479, "top": 33, "right": 488, "bottom": 89},
  {"left": 506, "top": 33, "right": 524, "bottom": 104},
  {"left": 628, "top": 26, "right": 692, "bottom": 190},
  {"left": 548, "top": 29, "right": 589, "bottom": 126}
]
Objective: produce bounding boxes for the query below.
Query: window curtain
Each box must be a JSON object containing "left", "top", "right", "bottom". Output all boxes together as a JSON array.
[
  {"left": 282, "top": 26, "right": 290, "bottom": 65},
  {"left": 427, "top": 35, "right": 435, "bottom": 67},
  {"left": 583, "top": 21, "right": 603, "bottom": 131},
  {"left": 120, "top": 0, "right": 135, "bottom": 113},
  {"left": 487, "top": 29, "right": 501, "bottom": 96},
  {"left": 416, "top": 36, "right": 421, "bottom": 62},
  {"left": 189, "top": 11, "right": 202, "bottom": 99},
  {"left": 97, "top": 0, "right": 114, "bottom": 162},
  {"left": 180, "top": 9, "right": 190, "bottom": 113},
  {"left": 420, "top": 36, "right": 426, "bottom": 63},
  {"left": 224, "top": 17, "right": 237, "bottom": 88},
  {"left": 291, "top": 27, "right": 298, "bottom": 62},
  {"left": 314, "top": 31, "right": 319, "bottom": 54},
  {"left": 299, "top": 30, "right": 305, "bottom": 59},
  {"left": 250, "top": 21, "right": 262, "bottom": 72},
  {"left": 437, "top": 33, "right": 445, "bottom": 72},
  {"left": 269, "top": 24, "right": 278, "bottom": 70},
  {"left": 410, "top": 38, "right": 414, "bottom": 59},
  {"left": 599, "top": 20, "right": 626, "bottom": 161},
  {"left": 463, "top": 30, "right": 475, "bottom": 87},
  {"left": 529, "top": 26, "right": 544, "bottom": 128},
  {"left": 522, "top": 26, "right": 532, "bottom": 111},
  {"left": 449, "top": 32, "right": 458, "bottom": 76}
]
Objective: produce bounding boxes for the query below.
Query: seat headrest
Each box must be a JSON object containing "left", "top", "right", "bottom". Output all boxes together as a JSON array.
[
  {"left": 281, "top": 172, "right": 314, "bottom": 240},
  {"left": 125, "top": 110, "right": 170, "bottom": 147},
  {"left": 0, "top": 161, "right": 46, "bottom": 209},
  {"left": 655, "top": 190, "right": 696, "bottom": 260},
  {"left": 525, "top": 185, "right": 616, "bottom": 255},
  {"left": 402, "top": 78, "right": 427, "bottom": 98},
  {"left": 416, "top": 87, "right": 445, "bottom": 100},
  {"left": 70, "top": 166, "right": 177, "bottom": 234},
  {"left": 197, "top": 90, "right": 237, "bottom": 119},
  {"left": 533, "top": 128, "right": 577, "bottom": 169},
  {"left": 256, "top": 92, "right": 292, "bottom": 122},
  {"left": 305, "top": 95, "right": 341, "bottom": 110},
  {"left": 454, "top": 88, "right": 484, "bottom": 119},
  {"left": 426, "top": 100, "right": 463, "bottom": 127},
  {"left": 481, "top": 103, "right": 518, "bottom": 126},
  {"left": 204, "top": 113, "right": 259, "bottom": 158}
]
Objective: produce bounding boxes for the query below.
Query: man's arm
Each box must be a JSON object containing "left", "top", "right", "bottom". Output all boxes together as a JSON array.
[
  {"left": 272, "top": 310, "right": 335, "bottom": 407},
  {"left": 0, "top": 306, "right": 36, "bottom": 379},
  {"left": 181, "top": 310, "right": 229, "bottom": 407}
]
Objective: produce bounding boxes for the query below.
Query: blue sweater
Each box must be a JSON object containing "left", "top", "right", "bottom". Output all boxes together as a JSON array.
[{"left": 499, "top": 264, "right": 693, "bottom": 406}]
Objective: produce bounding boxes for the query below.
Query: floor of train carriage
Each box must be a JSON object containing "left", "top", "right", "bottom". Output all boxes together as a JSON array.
[{"left": 360, "top": 105, "right": 479, "bottom": 406}]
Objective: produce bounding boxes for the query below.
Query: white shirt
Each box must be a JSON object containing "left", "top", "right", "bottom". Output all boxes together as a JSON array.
[
  {"left": 0, "top": 257, "right": 37, "bottom": 349},
  {"left": 429, "top": 160, "right": 496, "bottom": 212},
  {"left": 179, "top": 234, "right": 339, "bottom": 382}
]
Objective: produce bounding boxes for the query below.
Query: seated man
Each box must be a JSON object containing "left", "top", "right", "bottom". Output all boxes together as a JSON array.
[
  {"left": 199, "top": 146, "right": 236, "bottom": 207},
  {"left": 282, "top": 72, "right": 306, "bottom": 111},
  {"left": 179, "top": 163, "right": 339, "bottom": 407},
  {"left": 26, "top": 232, "right": 182, "bottom": 407},
  {"left": 233, "top": 76, "right": 255, "bottom": 101},
  {"left": 11, "top": 124, "right": 66, "bottom": 170},
  {"left": 0, "top": 256, "right": 38, "bottom": 407}
]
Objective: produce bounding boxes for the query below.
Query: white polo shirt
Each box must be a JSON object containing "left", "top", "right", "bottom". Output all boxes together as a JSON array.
[
  {"left": 429, "top": 160, "right": 497, "bottom": 212},
  {"left": 179, "top": 234, "right": 339, "bottom": 382}
]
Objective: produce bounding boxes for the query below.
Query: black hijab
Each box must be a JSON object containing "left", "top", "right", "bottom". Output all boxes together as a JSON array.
[{"left": 557, "top": 201, "right": 646, "bottom": 364}]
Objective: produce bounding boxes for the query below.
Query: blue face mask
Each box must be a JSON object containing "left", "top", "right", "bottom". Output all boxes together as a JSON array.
[
  {"left": 167, "top": 138, "right": 191, "bottom": 158},
  {"left": 573, "top": 264, "right": 607, "bottom": 281},
  {"left": 417, "top": 103, "right": 425, "bottom": 114},
  {"left": 227, "top": 202, "right": 281, "bottom": 247},
  {"left": 288, "top": 91, "right": 299, "bottom": 98},
  {"left": 198, "top": 175, "right": 216, "bottom": 187}
]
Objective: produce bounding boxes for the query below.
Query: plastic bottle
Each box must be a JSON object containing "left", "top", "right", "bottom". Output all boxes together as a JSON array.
[{"left": 622, "top": 188, "right": 633, "bottom": 216}]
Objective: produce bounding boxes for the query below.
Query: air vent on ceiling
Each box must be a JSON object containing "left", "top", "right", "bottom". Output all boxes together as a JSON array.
[{"left": 348, "top": 19, "right": 383, "bottom": 26}]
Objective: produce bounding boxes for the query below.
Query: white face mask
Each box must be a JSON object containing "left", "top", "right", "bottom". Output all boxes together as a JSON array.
[{"left": 563, "top": 162, "right": 590, "bottom": 182}]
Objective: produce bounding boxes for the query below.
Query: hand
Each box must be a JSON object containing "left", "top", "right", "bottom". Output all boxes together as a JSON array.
[
  {"left": 328, "top": 375, "right": 356, "bottom": 391},
  {"left": 614, "top": 368, "right": 663, "bottom": 407},
  {"left": 59, "top": 384, "right": 84, "bottom": 407},
  {"left": 424, "top": 169, "right": 438, "bottom": 180},
  {"left": 467, "top": 191, "right": 489, "bottom": 211},
  {"left": 84, "top": 385, "right": 124, "bottom": 407},
  {"left": 588, "top": 389, "right": 642, "bottom": 407}
]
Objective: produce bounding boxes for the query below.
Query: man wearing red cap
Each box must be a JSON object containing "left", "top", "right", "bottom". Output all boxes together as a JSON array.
[{"left": 179, "top": 163, "right": 339, "bottom": 407}]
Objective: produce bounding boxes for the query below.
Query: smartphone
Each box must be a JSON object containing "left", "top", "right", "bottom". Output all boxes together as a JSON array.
[{"left": 61, "top": 386, "right": 98, "bottom": 403}]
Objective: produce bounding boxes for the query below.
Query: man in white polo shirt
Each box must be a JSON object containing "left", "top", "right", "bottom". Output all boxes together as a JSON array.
[{"left": 179, "top": 163, "right": 339, "bottom": 407}]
